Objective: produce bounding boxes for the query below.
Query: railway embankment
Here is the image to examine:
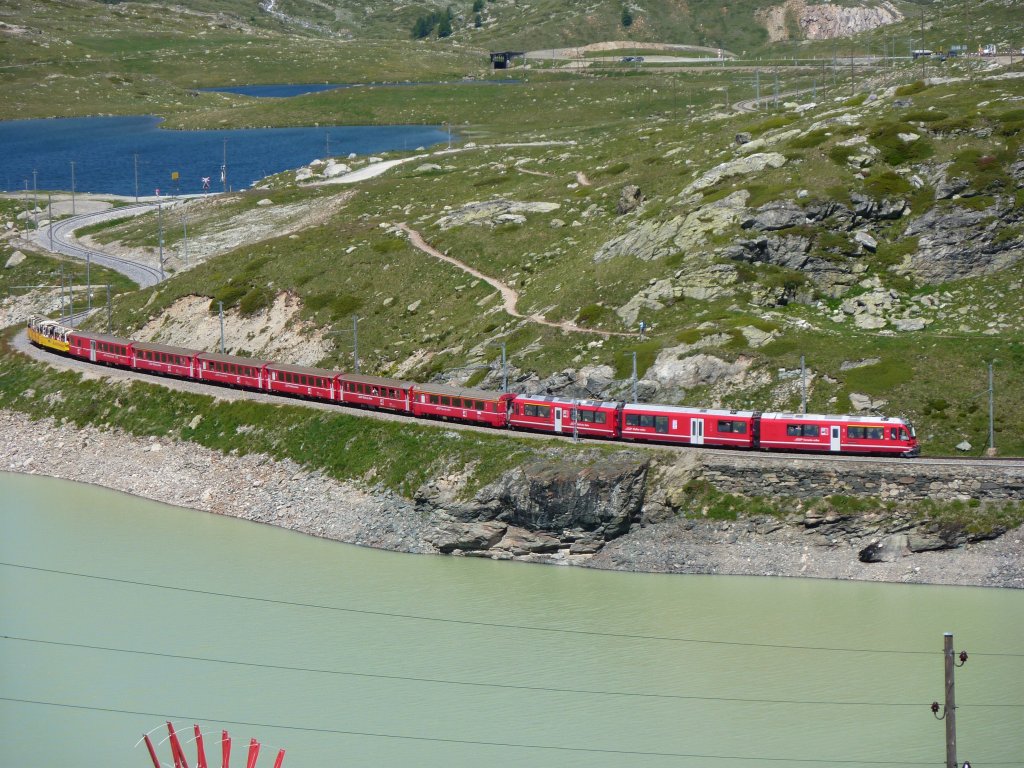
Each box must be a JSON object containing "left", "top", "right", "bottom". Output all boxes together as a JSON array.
[{"left": 4, "top": 405, "right": 1023, "bottom": 588}]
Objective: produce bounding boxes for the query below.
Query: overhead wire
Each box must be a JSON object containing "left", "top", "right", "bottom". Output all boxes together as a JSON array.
[
  {"left": 4, "top": 562, "right": 1022, "bottom": 657},
  {"left": 6, "top": 635, "right": 1020, "bottom": 709},
  {"left": 2, "top": 696, "right": 1022, "bottom": 765}
]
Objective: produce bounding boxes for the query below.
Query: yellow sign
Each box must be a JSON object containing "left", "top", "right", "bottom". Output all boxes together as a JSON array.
[{"left": 171, "top": 171, "right": 180, "bottom": 181}]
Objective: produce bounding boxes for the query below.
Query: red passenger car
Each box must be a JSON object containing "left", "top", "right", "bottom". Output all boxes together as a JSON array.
[
  {"left": 267, "top": 363, "right": 339, "bottom": 402},
  {"left": 132, "top": 341, "right": 196, "bottom": 379},
  {"left": 339, "top": 373, "right": 414, "bottom": 413},
  {"left": 410, "top": 383, "right": 513, "bottom": 427},
  {"left": 508, "top": 395, "right": 621, "bottom": 438},
  {"left": 757, "top": 413, "right": 919, "bottom": 456},
  {"left": 620, "top": 404, "right": 756, "bottom": 448},
  {"left": 67, "top": 330, "right": 134, "bottom": 368},
  {"left": 195, "top": 351, "right": 270, "bottom": 390}
]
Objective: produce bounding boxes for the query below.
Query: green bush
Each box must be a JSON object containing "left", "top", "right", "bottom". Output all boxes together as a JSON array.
[
  {"left": 239, "top": 286, "right": 273, "bottom": 316},
  {"left": 828, "top": 145, "right": 857, "bottom": 166},
  {"left": 788, "top": 129, "right": 830, "bottom": 149},
  {"left": 864, "top": 170, "right": 912, "bottom": 198},
  {"left": 901, "top": 109, "right": 948, "bottom": 123},
  {"left": 868, "top": 123, "right": 934, "bottom": 165},
  {"left": 306, "top": 292, "right": 362, "bottom": 318},
  {"left": 576, "top": 303, "right": 608, "bottom": 327},
  {"left": 895, "top": 81, "right": 928, "bottom": 96},
  {"left": 210, "top": 284, "right": 247, "bottom": 312},
  {"left": 601, "top": 162, "right": 630, "bottom": 176}
]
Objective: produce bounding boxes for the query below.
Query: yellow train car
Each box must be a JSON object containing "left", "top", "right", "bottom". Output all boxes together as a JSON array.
[{"left": 27, "top": 316, "right": 71, "bottom": 354}]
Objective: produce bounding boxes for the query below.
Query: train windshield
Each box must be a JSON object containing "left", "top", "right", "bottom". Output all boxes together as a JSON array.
[{"left": 906, "top": 423, "right": 917, "bottom": 438}]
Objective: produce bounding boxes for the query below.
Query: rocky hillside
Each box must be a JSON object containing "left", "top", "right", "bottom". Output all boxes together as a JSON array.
[{"left": 756, "top": 0, "right": 904, "bottom": 43}]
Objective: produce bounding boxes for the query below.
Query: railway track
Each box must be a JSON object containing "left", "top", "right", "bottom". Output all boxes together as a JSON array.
[
  {"left": 12, "top": 329, "right": 1022, "bottom": 472},
  {"left": 35, "top": 204, "right": 166, "bottom": 289}
]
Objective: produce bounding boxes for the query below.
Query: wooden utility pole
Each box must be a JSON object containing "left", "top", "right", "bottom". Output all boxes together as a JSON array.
[
  {"left": 943, "top": 632, "right": 957, "bottom": 768},
  {"left": 933, "top": 632, "right": 967, "bottom": 768}
]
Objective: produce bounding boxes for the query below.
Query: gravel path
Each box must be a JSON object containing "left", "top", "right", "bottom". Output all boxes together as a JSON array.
[{"left": 396, "top": 223, "right": 631, "bottom": 338}]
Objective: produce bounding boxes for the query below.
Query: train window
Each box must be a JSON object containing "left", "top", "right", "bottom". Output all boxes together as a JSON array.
[
  {"left": 595, "top": 412, "right": 606, "bottom": 424},
  {"left": 451, "top": 398, "right": 462, "bottom": 408},
  {"left": 625, "top": 413, "right": 639, "bottom": 427},
  {"left": 476, "top": 400, "right": 486, "bottom": 411},
  {"left": 848, "top": 426, "right": 865, "bottom": 439},
  {"left": 803, "top": 425, "right": 820, "bottom": 437},
  {"left": 430, "top": 395, "right": 440, "bottom": 405},
  {"left": 524, "top": 404, "right": 539, "bottom": 417},
  {"left": 718, "top": 420, "right": 747, "bottom": 434},
  {"left": 866, "top": 427, "right": 884, "bottom": 440},
  {"left": 655, "top": 416, "right": 669, "bottom": 433},
  {"left": 441, "top": 396, "right": 451, "bottom": 406},
  {"left": 786, "top": 425, "right": 801, "bottom": 437}
]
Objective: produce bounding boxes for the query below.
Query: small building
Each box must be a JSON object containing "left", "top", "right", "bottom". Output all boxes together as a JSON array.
[{"left": 489, "top": 51, "right": 525, "bottom": 69}]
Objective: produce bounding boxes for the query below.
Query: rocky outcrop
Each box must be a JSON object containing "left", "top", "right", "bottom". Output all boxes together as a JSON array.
[
  {"left": 681, "top": 153, "right": 787, "bottom": 198},
  {"left": 421, "top": 456, "right": 650, "bottom": 556},
  {"left": 594, "top": 190, "right": 748, "bottom": 262},
  {"left": 757, "top": 0, "right": 903, "bottom": 43},
  {"left": 433, "top": 199, "right": 561, "bottom": 229},
  {"left": 899, "top": 199, "right": 1024, "bottom": 283},
  {"left": 616, "top": 184, "right": 644, "bottom": 215}
]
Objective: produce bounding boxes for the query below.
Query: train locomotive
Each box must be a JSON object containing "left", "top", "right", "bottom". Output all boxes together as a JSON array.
[{"left": 27, "top": 317, "right": 920, "bottom": 457}]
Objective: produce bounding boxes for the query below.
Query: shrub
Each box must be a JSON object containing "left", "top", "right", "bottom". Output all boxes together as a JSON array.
[
  {"left": 868, "top": 123, "right": 934, "bottom": 165},
  {"left": 576, "top": 304, "right": 607, "bottom": 327},
  {"left": 306, "top": 292, "right": 362, "bottom": 318},
  {"left": 895, "top": 80, "right": 928, "bottom": 96},
  {"left": 901, "top": 109, "right": 948, "bottom": 123},
  {"left": 788, "top": 129, "right": 830, "bottom": 149},
  {"left": 828, "top": 145, "right": 857, "bottom": 166},
  {"left": 210, "top": 284, "right": 247, "bottom": 312},
  {"left": 239, "top": 286, "right": 273, "bottom": 316},
  {"left": 864, "top": 170, "right": 912, "bottom": 198}
]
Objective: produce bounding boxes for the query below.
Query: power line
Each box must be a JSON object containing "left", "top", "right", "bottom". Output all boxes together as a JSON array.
[
  {"left": 3, "top": 696, "right": 1022, "bottom": 765},
  {"left": 8, "top": 635, "right": 1019, "bottom": 709},
  {"left": 4, "top": 562, "right": 1023, "bottom": 658}
]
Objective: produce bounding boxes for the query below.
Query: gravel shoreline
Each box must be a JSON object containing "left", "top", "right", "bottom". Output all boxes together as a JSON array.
[{"left": 4, "top": 409, "right": 1022, "bottom": 588}]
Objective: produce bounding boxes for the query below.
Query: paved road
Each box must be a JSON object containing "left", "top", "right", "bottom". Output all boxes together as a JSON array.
[{"left": 34, "top": 203, "right": 166, "bottom": 289}]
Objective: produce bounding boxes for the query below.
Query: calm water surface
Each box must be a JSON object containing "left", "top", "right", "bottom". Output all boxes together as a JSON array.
[
  {"left": 0, "top": 116, "right": 447, "bottom": 196},
  {"left": 1, "top": 472, "right": 1022, "bottom": 768}
]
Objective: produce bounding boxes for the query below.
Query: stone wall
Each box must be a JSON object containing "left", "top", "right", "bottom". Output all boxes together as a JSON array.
[{"left": 691, "top": 452, "right": 1024, "bottom": 502}]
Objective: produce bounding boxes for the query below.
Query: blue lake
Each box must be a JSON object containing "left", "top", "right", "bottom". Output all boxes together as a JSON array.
[{"left": 0, "top": 115, "right": 449, "bottom": 196}]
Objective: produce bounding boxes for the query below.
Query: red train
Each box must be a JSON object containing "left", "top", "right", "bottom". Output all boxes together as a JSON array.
[{"left": 43, "top": 320, "right": 919, "bottom": 457}]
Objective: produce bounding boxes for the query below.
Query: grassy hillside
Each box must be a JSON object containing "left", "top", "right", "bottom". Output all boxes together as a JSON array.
[{"left": 3, "top": 0, "right": 1024, "bottom": 459}]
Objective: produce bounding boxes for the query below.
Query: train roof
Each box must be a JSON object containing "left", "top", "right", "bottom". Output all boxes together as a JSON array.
[
  {"left": 268, "top": 362, "right": 341, "bottom": 378},
  {"left": 515, "top": 394, "right": 621, "bottom": 410},
  {"left": 760, "top": 412, "right": 908, "bottom": 424},
  {"left": 196, "top": 351, "right": 272, "bottom": 367},
  {"left": 339, "top": 373, "right": 415, "bottom": 389},
  {"left": 416, "top": 382, "right": 509, "bottom": 401},
  {"left": 68, "top": 330, "right": 134, "bottom": 346},
  {"left": 133, "top": 340, "right": 197, "bottom": 356},
  {"left": 622, "top": 403, "right": 757, "bottom": 418}
]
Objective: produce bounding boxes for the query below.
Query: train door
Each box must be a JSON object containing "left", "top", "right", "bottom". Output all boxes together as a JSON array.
[
  {"left": 554, "top": 407, "right": 564, "bottom": 433},
  {"left": 830, "top": 425, "right": 841, "bottom": 451},
  {"left": 690, "top": 418, "right": 704, "bottom": 445},
  {"left": 89, "top": 339, "right": 96, "bottom": 362}
]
